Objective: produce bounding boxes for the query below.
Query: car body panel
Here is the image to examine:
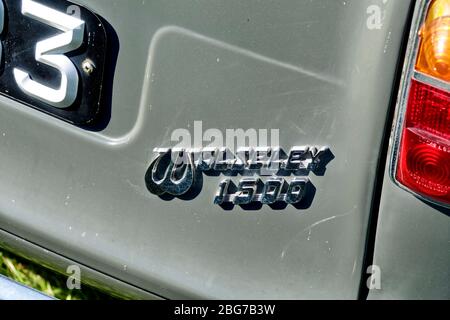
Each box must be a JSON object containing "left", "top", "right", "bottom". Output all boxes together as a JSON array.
[
  {"left": 368, "top": 160, "right": 450, "bottom": 299},
  {"left": 0, "top": 0, "right": 413, "bottom": 298},
  {"left": 0, "top": 228, "right": 161, "bottom": 299}
]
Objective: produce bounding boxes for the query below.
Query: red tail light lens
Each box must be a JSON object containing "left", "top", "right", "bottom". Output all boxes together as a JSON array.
[
  {"left": 396, "top": 80, "right": 450, "bottom": 204},
  {"left": 392, "top": 0, "right": 450, "bottom": 208}
]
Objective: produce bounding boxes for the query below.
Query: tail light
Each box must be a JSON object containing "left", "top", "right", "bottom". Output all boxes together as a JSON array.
[{"left": 391, "top": 0, "right": 450, "bottom": 208}]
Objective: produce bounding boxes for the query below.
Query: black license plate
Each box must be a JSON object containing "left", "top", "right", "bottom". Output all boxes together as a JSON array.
[{"left": 0, "top": 0, "right": 110, "bottom": 126}]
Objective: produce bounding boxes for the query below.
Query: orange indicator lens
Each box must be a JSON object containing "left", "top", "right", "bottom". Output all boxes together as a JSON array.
[{"left": 416, "top": 0, "right": 450, "bottom": 82}]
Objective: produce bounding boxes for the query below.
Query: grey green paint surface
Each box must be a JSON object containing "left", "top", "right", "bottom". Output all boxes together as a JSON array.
[{"left": 0, "top": 0, "right": 446, "bottom": 299}]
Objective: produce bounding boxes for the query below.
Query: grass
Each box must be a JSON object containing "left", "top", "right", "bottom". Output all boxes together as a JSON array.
[{"left": 0, "top": 249, "right": 114, "bottom": 300}]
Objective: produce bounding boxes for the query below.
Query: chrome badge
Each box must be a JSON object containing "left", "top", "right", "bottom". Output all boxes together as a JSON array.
[{"left": 145, "top": 146, "right": 333, "bottom": 208}]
